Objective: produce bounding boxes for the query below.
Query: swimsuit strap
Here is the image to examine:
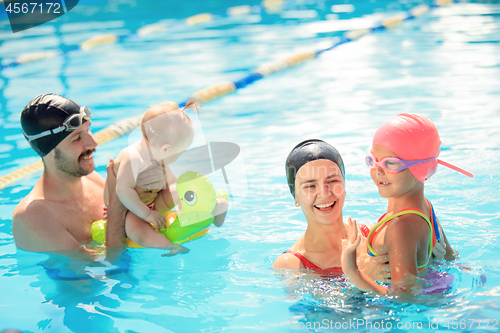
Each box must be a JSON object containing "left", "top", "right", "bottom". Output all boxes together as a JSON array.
[
  {"left": 367, "top": 205, "right": 434, "bottom": 270},
  {"left": 285, "top": 224, "right": 370, "bottom": 271},
  {"left": 284, "top": 251, "right": 343, "bottom": 275},
  {"left": 285, "top": 251, "right": 321, "bottom": 270},
  {"left": 426, "top": 198, "right": 440, "bottom": 242},
  {"left": 358, "top": 224, "right": 370, "bottom": 238}
]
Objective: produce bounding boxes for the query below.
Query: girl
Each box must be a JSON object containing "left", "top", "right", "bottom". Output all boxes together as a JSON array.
[{"left": 341, "top": 113, "right": 472, "bottom": 295}]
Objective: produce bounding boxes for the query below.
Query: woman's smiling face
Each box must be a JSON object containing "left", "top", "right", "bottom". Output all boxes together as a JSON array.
[{"left": 294, "top": 159, "right": 345, "bottom": 225}]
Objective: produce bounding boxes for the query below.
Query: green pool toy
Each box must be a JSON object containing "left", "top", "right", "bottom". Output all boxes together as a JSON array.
[{"left": 91, "top": 171, "right": 228, "bottom": 245}]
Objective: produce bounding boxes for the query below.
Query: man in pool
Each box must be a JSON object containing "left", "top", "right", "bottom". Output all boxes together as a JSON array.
[{"left": 12, "top": 93, "right": 168, "bottom": 252}]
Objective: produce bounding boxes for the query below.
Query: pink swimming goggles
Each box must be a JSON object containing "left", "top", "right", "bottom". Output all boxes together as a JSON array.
[{"left": 366, "top": 153, "right": 473, "bottom": 177}]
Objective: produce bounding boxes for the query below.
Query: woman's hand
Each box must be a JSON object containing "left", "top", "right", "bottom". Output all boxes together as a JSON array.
[
  {"left": 432, "top": 220, "right": 457, "bottom": 261},
  {"left": 432, "top": 238, "right": 446, "bottom": 260},
  {"left": 358, "top": 253, "right": 391, "bottom": 283}
]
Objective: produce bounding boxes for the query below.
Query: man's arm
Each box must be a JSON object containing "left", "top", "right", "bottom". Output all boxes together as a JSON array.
[
  {"left": 12, "top": 203, "right": 81, "bottom": 252},
  {"left": 105, "top": 158, "right": 127, "bottom": 247}
]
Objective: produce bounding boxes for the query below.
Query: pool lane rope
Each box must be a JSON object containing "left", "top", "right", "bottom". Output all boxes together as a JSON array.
[
  {"left": 2, "top": 0, "right": 298, "bottom": 70},
  {"left": 0, "top": 0, "right": 457, "bottom": 190}
]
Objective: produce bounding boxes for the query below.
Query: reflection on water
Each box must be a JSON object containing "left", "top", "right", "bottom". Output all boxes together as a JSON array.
[
  {"left": 11, "top": 238, "right": 233, "bottom": 332},
  {"left": 281, "top": 262, "right": 488, "bottom": 331}
]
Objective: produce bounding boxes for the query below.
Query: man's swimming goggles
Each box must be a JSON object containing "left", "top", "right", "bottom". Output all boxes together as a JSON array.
[
  {"left": 365, "top": 153, "right": 473, "bottom": 177},
  {"left": 23, "top": 106, "right": 91, "bottom": 142}
]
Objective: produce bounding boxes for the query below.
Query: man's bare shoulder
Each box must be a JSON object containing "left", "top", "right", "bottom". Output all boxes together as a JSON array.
[
  {"left": 12, "top": 171, "right": 103, "bottom": 238},
  {"left": 87, "top": 170, "right": 105, "bottom": 187},
  {"left": 13, "top": 186, "right": 58, "bottom": 226},
  {"left": 12, "top": 193, "right": 64, "bottom": 251}
]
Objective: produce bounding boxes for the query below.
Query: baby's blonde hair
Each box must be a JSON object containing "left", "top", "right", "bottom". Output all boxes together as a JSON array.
[{"left": 140, "top": 100, "right": 197, "bottom": 149}]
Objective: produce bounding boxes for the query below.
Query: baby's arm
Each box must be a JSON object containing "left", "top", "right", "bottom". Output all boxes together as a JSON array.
[
  {"left": 154, "top": 164, "right": 177, "bottom": 215},
  {"left": 154, "top": 186, "right": 175, "bottom": 215},
  {"left": 116, "top": 157, "right": 166, "bottom": 229}
]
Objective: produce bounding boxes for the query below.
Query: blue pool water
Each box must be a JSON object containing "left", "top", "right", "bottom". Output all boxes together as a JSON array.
[{"left": 1, "top": 0, "right": 500, "bottom": 332}]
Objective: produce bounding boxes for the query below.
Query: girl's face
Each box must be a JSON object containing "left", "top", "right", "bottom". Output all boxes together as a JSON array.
[
  {"left": 294, "top": 159, "right": 345, "bottom": 225},
  {"left": 370, "top": 144, "right": 421, "bottom": 199}
]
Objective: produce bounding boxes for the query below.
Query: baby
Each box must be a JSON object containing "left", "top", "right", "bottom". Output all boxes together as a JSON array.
[{"left": 105, "top": 101, "right": 227, "bottom": 254}]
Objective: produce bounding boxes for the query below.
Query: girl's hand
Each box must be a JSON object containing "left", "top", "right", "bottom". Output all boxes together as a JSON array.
[
  {"left": 341, "top": 218, "right": 389, "bottom": 296},
  {"left": 341, "top": 218, "right": 362, "bottom": 274}
]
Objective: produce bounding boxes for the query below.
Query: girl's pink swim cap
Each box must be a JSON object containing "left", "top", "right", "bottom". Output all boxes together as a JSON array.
[{"left": 373, "top": 113, "right": 473, "bottom": 182}]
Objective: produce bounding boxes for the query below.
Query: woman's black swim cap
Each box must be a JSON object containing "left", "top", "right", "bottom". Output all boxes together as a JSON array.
[
  {"left": 285, "top": 139, "right": 345, "bottom": 197},
  {"left": 20, "top": 93, "right": 83, "bottom": 157}
]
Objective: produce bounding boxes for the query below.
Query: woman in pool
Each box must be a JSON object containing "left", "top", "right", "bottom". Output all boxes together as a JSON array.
[{"left": 273, "top": 139, "right": 390, "bottom": 280}]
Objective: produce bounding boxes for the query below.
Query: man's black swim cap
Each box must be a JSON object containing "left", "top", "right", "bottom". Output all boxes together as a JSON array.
[
  {"left": 285, "top": 139, "right": 345, "bottom": 197},
  {"left": 21, "top": 93, "right": 83, "bottom": 157}
]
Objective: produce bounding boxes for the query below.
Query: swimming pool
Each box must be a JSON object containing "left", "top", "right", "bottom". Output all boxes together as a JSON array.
[{"left": 1, "top": 0, "right": 499, "bottom": 332}]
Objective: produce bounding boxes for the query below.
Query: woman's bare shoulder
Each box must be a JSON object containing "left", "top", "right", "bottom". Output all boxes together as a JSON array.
[{"left": 273, "top": 251, "right": 302, "bottom": 269}]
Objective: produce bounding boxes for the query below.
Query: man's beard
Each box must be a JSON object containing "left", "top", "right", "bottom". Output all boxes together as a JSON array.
[{"left": 54, "top": 147, "right": 95, "bottom": 177}]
